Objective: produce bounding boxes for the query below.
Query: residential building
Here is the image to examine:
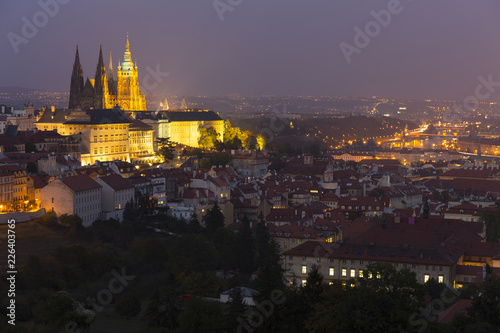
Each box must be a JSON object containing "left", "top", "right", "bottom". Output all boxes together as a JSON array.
[{"left": 40, "top": 175, "right": 102, "bottom": 226}]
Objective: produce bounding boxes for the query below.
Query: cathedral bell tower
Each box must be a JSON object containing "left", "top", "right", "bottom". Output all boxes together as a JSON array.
[{"left": 69, "top": 46, "right": 84, "bottom": 109}]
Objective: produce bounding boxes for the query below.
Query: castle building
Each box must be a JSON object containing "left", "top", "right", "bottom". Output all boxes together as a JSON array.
[
  {"left": 157, "top": 110, "right": 224, "bottom": 148},
  {"left": 36, "top": 108, "right": 131, "bottom": 166},
  {"left": 69, "top": 34, "right": 147, "bottom": 111}
]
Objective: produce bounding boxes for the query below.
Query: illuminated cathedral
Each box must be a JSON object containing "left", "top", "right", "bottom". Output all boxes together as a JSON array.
[{"left": 69, "top": 34, "right": 147, "bottom": 111}]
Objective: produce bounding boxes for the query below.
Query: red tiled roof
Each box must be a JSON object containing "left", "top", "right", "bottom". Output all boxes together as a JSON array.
[
  {"left": 97, "top": 174, "right": 134, "bottom": 191},
  {"left": 60, "top": 175, "right": 101, "bottom": 192},
  {"left": 441, "top": 168, "right": 491, "bottom": 179}
]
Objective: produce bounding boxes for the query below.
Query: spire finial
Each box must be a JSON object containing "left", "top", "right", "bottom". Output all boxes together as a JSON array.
[{"left": 109, "top": 51, "right": 114, "bottom": 79}]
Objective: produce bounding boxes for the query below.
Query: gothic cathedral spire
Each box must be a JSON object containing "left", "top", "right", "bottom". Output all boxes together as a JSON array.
[
  {"left": 69, "top": 45, "right": 84, "bottom": 109},
  {"left": 94, "top": 45, "right": 109, "bottom": 108},
  {"left": 108, "top": 51, "right": 114, "bottom": 80}
]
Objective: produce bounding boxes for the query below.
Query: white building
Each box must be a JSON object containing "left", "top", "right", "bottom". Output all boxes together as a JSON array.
[
  {"left": 40, "top": 175, "right": 102, "bottom": 226},
  {"left": 95, "top": 174, "right": 135, "bottom": 221}
]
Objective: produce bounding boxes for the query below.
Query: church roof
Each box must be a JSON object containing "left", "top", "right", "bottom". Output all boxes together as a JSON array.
[{"left": 156, "top": 111, "right": 222, "bottom": 122}]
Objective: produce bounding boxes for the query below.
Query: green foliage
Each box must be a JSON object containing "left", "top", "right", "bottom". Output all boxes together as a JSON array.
[
  {"left": 115, "top": 292, "right": 141, "bottom": 319},
  {"left": 156, "top": 137, "right": 175, "bottom": 162},
  {"left": 25, "top": 142, "right": 37, "bottom": 153},
  {"left": 237, "top": 216, "right": 255, "bottom": 273},
  {"left": 177, "top": 297, "right": 224, "bottom": 333},
  {"left": 210, "top": 152, "right": 232, "bottom": 167},
  {"left": 143, "top": 274, "right": 181, "bottom": 329},
  {"left": 224, "top": 287, "right": 248, "bottom": 332},
  {"left": 255, "top": 216, "right": 277, "bottom": 268},
  {"left": 130, "top": 238, "right": 169, "bottom": 273},
  {"left": 167, "top": 234, "right": 219, "bottom": 274},
  {"left": 210, "top": 227, "right": 239, "bottom": 270},
  {"left": 37, "top": 211, "right": 59, "bottom": 228},
  {"left": 198, "top": 126, "right": 220, "bottom": 150},
  {"left": 306, "top": 263, "right": 425, "bottom": 333},
  {"left": 425, "top": 277, "right": 446, "bottom": 300},
  {"left": 26, "top": 161, "right": 37, "bottom": 173},
  {"left": 123, "top": 200, "right": 138, "bottom": 223},
  {"left": 176, "top": 271, "right": 223, "bottom": 297},
  {"left": 481, "top": 209, "right": 500, "bottom": 242},
  {"left": 32, "top": 292, "right": 91, "bottom": 331},
  {"left": 203, "top": 202, "right": 225, "bottom": 233},
  {"left": 466, "top": 272, "right": 500, "bottom": 329},
  {"left": 301, "top": 264, "right": 324, "bottom": 305}
]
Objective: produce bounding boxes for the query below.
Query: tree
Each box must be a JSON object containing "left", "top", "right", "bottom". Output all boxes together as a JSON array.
[
  {"left": 26, "top": 162, "right": 38, "bottom": 174},
  {"left": 143, "top": 274, "right": 181, "bottom": 329},
  {"left": 198, "top": 126, "right": 219, "bottom": 150},
  {"left": 187, "top": 213, "right": 201, "bottom": 233},
  {"left": 243, "top": 133, "right": 257, "bottom": 150},
  {"left": 25, "top": 142, "right": 37, "bottom": 153},
  {"left": 33, "top": 292, "right": 94, "bottom": 332},
  {"left": 481, "top": 209, "right": 500, "bottom": 242},
  {"left": 425, "top": 277, "right": 446, "bottom": 300},
  {"left": 123, "top": 200, "right": 138, "bottom": 223},
  {"left": 301, "top": 264, "right": 324, "bottom": 305},
  {"left": 167, "top": 234, "right": 219, "bottom": 274},
  {"left": 466, "top": 270, "right": 500, "bottom": 329},
  {"left": 224, "top": 287, "right": 248, "bottom": 332},
  {"left": 177, "top": 297, "right": 224, "bottom": 333},
  {"left": 115, "top": 292, "right": 141, "bottom": 319},
  {"left": 209, "top": 152, "right": 232, "bottom": 167},
  {"left": 203, "top": 202, "right": 225, "bottom": 233},
  {"left": 307, "top": 263, "right": 425, "bottom": 333},
  {"left": 223, "top": 120, "right": 242, "bottom": 143},
  {"left": 156, "top": 137, "right": 175, "bottom": 162},
  {"left": 237, "top": 215, "right": 255, "bottom": 273},
  {"left": 255, "top": 214, "right": 275, "bottom": 268}
]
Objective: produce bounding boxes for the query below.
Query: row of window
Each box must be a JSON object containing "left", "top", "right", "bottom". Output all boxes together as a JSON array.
[
  {"left": 295, "top": 257, "right": 444, "bottom": 272},
  {"left": 93, "top": 126, "right": 127, "bottom": 131},
  {"left": 76, "top": 204, "right": 100, "bottom": 215},
  {"left": 75, "top": 195, "right": 99, "bottom": 205},
  {"left": 301, "top": 265, "right": 445, "bottom": 283},
  {"left": 94, "top": 134, "right": 127, "bottom": 143},
  {"left": 93, "top": 146, "right": 128, "bottom": 155}
]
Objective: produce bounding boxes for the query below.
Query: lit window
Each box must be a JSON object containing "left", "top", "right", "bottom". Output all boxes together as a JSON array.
[
  {"left": 438, "top": 275, "right": 444, "bottom": 283},
  {"left": 329, "top": 268, "right": 334, "bottom": 276},
  {"left": 342, "top": 268, "right": 347, "bottom": 277},
  {"left": 350, "top": 269, "right": 356, "bottom": 278},
  {"left": 302, "top": 265, "right": 307, "bottom": 274},
  {"left": 302, "top": 279, "right": 307, "bottom": 286},
  {"left": 424, "top": 274, "right": 430, "bottom": 283},
  {"left": 368, "top": 272, "right": 373, "bottom": 279},
  {"left": 359, "top": 270, "right": 363, "bottom": 278},
  {"left": 376, "top": 272, "right": 381, "bottom": 279}
]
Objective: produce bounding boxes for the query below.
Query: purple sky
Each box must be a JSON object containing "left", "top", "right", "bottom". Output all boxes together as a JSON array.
[{"left": 1, "top": 0, "right": 500, "bottom": 101}]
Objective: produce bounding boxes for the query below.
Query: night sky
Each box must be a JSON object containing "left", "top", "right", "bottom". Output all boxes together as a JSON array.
[{"left": 1, "top": 0, "right": 500, "bottom": 100}]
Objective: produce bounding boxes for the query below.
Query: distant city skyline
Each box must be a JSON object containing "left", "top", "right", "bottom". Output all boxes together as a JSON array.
[{"left": 1, "top": 1, "right": 500, "bottom": 101}]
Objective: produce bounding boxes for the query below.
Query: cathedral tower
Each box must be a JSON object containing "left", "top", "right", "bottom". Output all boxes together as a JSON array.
[
  {"left": 68, "top": 34, "right": 147, "bottom": 111},
  {"left": 69, "top": 46, "right": 84, "bottom": 109},
  {"left": 117, "top": 33, "right": 146, "bottom": 111},
  {"left": 94, "top": 45, "right": 109, "bottom": 109}
]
